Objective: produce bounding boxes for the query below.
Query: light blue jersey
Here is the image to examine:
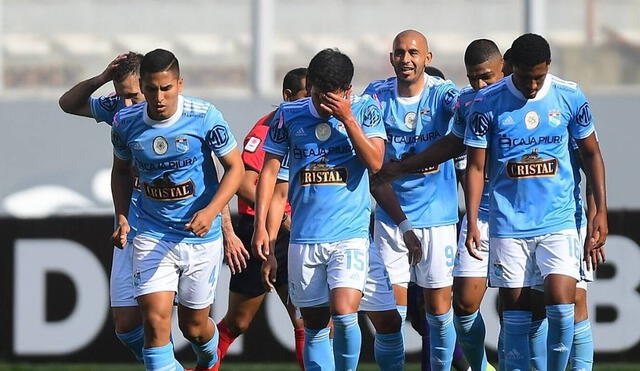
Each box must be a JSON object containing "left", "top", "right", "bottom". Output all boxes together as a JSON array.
[
  {"left": 277, "top": 152, "right": 290, "bottom": 182},
  {"left": 569, "top": 138, "right": 587, "bottom": 229},
  {"left": 111, "top": 95, "right": 237, "bottom": 243},
  {"left": 364, "top": 74, "right": 459, "bottom": 228},
  {"left": 263, "top": 95, "right": 386, "bottom": 244},
  {"left": 464, "top": 74, "right": 595, "bottom": 238},
  {"left": 453, "top": 85, "right": 490, "bottom": 220},
  {"left": 91, "top": 94, "right": 140, "bottom": 242}
]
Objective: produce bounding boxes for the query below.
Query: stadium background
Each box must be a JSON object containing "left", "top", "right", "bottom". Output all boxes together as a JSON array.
[{"left": 1, "top": 0, "right": 640, "bottom": 369}]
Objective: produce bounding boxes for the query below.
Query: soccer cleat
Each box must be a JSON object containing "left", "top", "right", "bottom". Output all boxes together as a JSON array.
[{"left": 186, "top": 366, "right": 216, "bottom": 371}]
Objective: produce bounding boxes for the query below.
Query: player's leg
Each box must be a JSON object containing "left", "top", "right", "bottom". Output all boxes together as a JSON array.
[
  {"left": 176, "top": 238, "right": 225, "bottom": 370},
  {"left": 362, "top": 244, "right": 404, "bottom": 370},
  {"left": 452, "top": 214, "right": 489, "bottom": 371},
  {"left": 215, "top": 292, "right": 265, "bottom": 367},
  {"left": 289, "top": 242, "right": 333, "bottom": 370},
  {"left": 328, "top": 238, "right": 369, "bottom": 370},
  {"left": 111, "top": 241, "right": 144, "bottom": 361},
  {"left": 489, "top": 236, "right": 537, "bottom": 371},
  {"left": 537, "top": 230, "right": 581, "bottom": 371},
  {"left": 528, "top": 288, "right": 548, "bottom": 371},
  {"left": 133, "top": 235, "right": 184, "bottom": 370},
  {"left": 572, "top": 286, "right": 593, "bottom": 371},
  {"left": 416, "top": 225, "right": 457, "bottom": 371}
]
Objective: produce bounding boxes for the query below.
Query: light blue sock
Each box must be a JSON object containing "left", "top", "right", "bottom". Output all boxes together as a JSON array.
[
  {"left": 453, "top": 310, "right": 487, "bottom": 371},
  {"left": 498, "top": 324, "right": 505, "bottom": 370},
  {"left": 116, "top": 326, "right": 144, "bottom": 362},
  {"left": 503, "top": 310, "right": 531, "bottom": 371},
  {"left": 190, "top": 326, "right": 219, "bottom": 369},
  {"left": 529, "top": 318, "right": 548, "bottom": 371},
  {"left": 547, "top": 304, "right": 575, "bottom": 371},
  {"left": 374, "top": 331, "right": 404, "bottom": 371},
  {"left": 571, "top": 320, "right": 593, "bottom": 371},
  {"left": 426, "top": 308, "right": 456, "bottom": 371},
  {"left": 304, "top": 327, "right": 333, "bottom": 371},
  {"left": 142, "top": 342, "right": 184, "bottom": 371},
  {"left": 332, "top": 313, "right": 361, "bottom": 371},
  {"left": 396, "top": 305, "right": 408, "bottom": 323}
]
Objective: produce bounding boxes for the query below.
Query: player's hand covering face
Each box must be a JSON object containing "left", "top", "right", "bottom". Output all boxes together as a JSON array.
[{"left": 140, "top": 70, "right": 183, "bottom": 120}]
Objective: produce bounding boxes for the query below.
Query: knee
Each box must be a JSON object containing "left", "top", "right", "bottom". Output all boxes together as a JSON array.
[
  {"left": 453, "top": 296, "right": 480, "bottom": 316},
  {"left": 112, "top": 309, "right": 142, "bottom": 334},
  {"left": 222, "top": 316, "right": 250, "bottom": 337},
  {"left": 179, "top": 317, "right": 210, "bottom": 343},
  {"left": 375, "top": 312, "right": 402, "bottom": 334}
]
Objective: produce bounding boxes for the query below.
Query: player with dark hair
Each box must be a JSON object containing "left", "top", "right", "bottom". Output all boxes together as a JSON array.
[
  {"left": 365, "top": 30, "right": 460, "bottom": 370},
  {"left": 465, "top": 33, "right": 607, "bottom": 371},
  {"left": 253, "top": 48, "right": 390, "bottom": 370},
  {"left": 502, "top": 48, "right": 513, "bottom": 76},
  {"left": 111, "top": 48, "right": 245, "bottom": 371},
  {"left": 59, "top": 52, "right": 147, "bottom": 362},
  {"left": 213, "top": 67, "right": 309, "bottom": 371}
]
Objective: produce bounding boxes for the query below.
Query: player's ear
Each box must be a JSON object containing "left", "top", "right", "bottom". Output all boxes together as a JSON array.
[
  {"left": 177, "top": 77, "right": 184, "bottom": 93},
  {"left": 424, "top": 51, "right": 433, "bottom": 66},
  {"left": 283, "top": 88, "right": 292, "bottom": 102},
  {"left": 389, "top": 52, "right": 393, "bottom": 67}
]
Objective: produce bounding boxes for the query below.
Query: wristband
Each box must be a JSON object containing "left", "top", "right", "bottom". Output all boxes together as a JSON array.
[{"left": 398, "top": 219, "right": 413, "bottom": 234}]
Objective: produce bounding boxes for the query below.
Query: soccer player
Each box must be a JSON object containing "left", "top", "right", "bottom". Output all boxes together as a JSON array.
[
  {"left": 110, "top": 49, "right": 244, "bottom": 371},
  {"left": 213, "top": 67, "right": 309, "bottom": 371},
  {"left": 464, "top": 34, "right": 607, "bottom": 371},
  {"left": 364, "top": 30, "right": 459, "bottom": 370},
  {"left": 59, "top": 52, "right": 147, "bottom": 361},
  {"left": 252, "top": 48, "right": 386, "bottom": 371}
]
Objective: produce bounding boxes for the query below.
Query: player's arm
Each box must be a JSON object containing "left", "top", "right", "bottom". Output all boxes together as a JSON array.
[
  {"left": 236, "top": 169, "right": 259, "bottom": 207},
  {"left": 221, "top": 204, "right": 250, "bottom": 274},
  {"left": 111, "top": 155, "right": 133, "bottom": 248},
  {"left": 59, "top": 54, "right": 127, "bottom": 117},
  {"left": 323, "top": 90, "right": 385, "bottom": 173},
  {"left": 577, "top": 133, "right": 608, "bottom": 255},
  {"left": 370, "top": 182, "right": 422, "bottom": 264},
  {"left": 464, "top": 146, "right": 486, "bottom": 260},
  {"left": 186, "top": 148, "right": 244, "bottom": 237},
  {"left": 252, "top": 153, "right": 283, "bottom": 261},
  {"left": 262, "top": 180, "right": 289, "bottom": 290}
]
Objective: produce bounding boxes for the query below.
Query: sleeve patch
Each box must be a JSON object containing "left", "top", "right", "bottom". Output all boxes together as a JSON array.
[{"left": 244, "top": 137, "right": 261, "bottom": 153}]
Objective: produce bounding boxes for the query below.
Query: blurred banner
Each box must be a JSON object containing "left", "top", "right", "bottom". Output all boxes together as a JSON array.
[{"left": 1, "top": 212, "right": 640, "bottom": 364}]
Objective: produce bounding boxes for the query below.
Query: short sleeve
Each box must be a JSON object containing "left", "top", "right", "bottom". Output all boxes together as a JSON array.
[
  {"left": 439, "top": 83, "right": 460, "bottom": 115},
  {"left": 451, "top": 98, "right": 467, "bottom": 139},
  {"left": 263, "top": 107, "right": 289, "bottom": 157},
  {"left": 359, "top": 99, "right": 386, "bottom": 140},
  {"left": 90, "top": 95, "right": 120, "bottom": 125},
  {"left": 276, "top": 152, "right": 290, "bottom": 182},
  {"left": 204, "top": 107, "right": 238, "bottom": 157},
  {"left": 568, "top": 86, "right": 595, "bottom": 140},
  {"left": 111, "top": 116, "right": 131, "bottom": 160},
  {"left": 464, "top": 99, "right": 491, "bottom": 149}
]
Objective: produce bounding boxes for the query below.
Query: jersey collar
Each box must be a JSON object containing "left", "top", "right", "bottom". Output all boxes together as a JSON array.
[
  {"left": 506, "top": 74, "right": 552, "bottom": 102},
  {"left": 143, "top": 95, "right": 185, "bottom": 127},
  {"left": 394, "top": 73, "right": 425, "bottom": 105},
  {"left": 308, "top": 97, "right": 322, "bottom": 119}
]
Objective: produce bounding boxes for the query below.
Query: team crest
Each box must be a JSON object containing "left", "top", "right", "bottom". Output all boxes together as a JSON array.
[
  {"left": 153, "top": 136, "right": 168, "bottom": 155},
  {"left": 315, "top": 122, "right": 332, "bottom": 141},
  {"left": 404, "top": 112, "right": 417, "bottom": 129},
  {"left": 420, "top": 108, "right": 431, "bottom": 120},
  {"left": 548, "top": 110, "right": 562, "bottom": 127},
  {"left": 524, "top": 111, "right": 539, "bottom": 130},
  {"left": 175, "top": 135, "right": 189, "bottom": 153}
]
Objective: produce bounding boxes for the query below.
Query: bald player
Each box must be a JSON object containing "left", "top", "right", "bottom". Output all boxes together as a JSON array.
[{"left": 365, "top": 30, "right": 460, "bottom": 370}]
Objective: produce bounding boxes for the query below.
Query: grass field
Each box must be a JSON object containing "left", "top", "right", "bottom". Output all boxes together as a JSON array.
[{"left": 1, "top": 363, "right": 639, "bottom": 371}]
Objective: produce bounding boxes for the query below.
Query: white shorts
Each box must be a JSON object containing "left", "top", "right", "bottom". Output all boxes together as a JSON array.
[
  {"left": 374, "top": 220, "right": 457, "bottom": 289},
  {"left": 360, "top": 242, "right": 397, "bottom": 312},
  {"left": 288, "top": 237, "right": 369, "bottom": 308},
  {"left": 453, "top": 214, "right": 490, "bottom": 278},
  {"left": 110, "top": 241, "right": 137, "bottom": 307},
  {"left": 577, "top": 225, "right": 594, "bottom": 290},
  {"left": 132, "top": 235, "right": 224, "bottom": 310},
  {"left": 488, "top": 229, "right": 582, "bottom": 288}
]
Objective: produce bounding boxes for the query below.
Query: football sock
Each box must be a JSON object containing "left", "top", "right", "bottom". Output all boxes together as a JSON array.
[
  {"left": 116, "top": 325, "right": 144, "bottom": 362},
  {"left": 142, "top": 342, "right": 183, "bottom": 371},
  {"left": 422, "top": 319, "right": 431, "bottom": 371},
  {"left": 190, "top": 324, "right": 219, "bottom": 369},
  {"left": 453, "top": 310, "right": 487, "bottom": 371},
  {"left": 426, "top": 308, "right": 456, "bottom": 371},
  {"left": 374, "top": 331, "right": 404, "bottom": 371},
  {"left": 332, "top": 313, "right": 361, "bottom": 371},
  {"left": 503, "top": 310, "right": 531, "bottom": 371},
  {"left": 571, "top": 320, "right": 593, "bottom": 371},
  {"left": 547, "top": 304, "right": 574, "bottom": 371},
  {"left": 294, "top": 327, "right": 306, "bottom": 371},
  {"left": 304, "top": 327, "right": 333, "bottom": 371},
  {"left": 529, "top": 318, "right": 548, "bottom": 371},
  {"left": 497, "top": 323, "right": 505, "bottom": 369}
]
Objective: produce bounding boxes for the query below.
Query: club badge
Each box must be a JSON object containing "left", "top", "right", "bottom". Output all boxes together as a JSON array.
[
  {"left": 153, "top": 136, "right": 168, "bottom": 155},
  {"left": 175, "top": 135, "right": 189, "bottom": 153},
  {"left": 315, "top": 122, "right": 332, "bottom": 141},
  {"left": 525, "top": 111, "right": 539, "bottom": 130},
  {"left": 404, "top": 112, "right": 417, "bottom": 129}
]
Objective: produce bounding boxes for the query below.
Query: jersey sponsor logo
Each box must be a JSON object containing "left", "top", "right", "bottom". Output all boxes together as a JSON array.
[
  {"left": 315, "top": 122, "right": 331, "bottom": 141},
  {"left": 175, "top": 135, "right": 189, "bottom": 153},
  {"left": 299, "top": 158, "right": 348, "bottom": 186},
  {"left": 293, "top": 144, "right": 353, "bottom": 159},
  {"left": 153, "top": 136, "right": 168, "bottom": 155},
  {"left": 506, "top": 149, "right": 558, "bottom": 179},
  {"left": 576, "top": 102, "right": 592, "bottom": 127},
  {"left": 362, "top": 104, "right": 382, "bottom": 127},
  {"left": 404, "top": 112, "right": 417, "bottom": 129},
  {"left": 143, "top": 173, "right": 195, "bottom": 201},
  {"left": 244, "top": 136, "right": 261, "bottom": 153},
  {"left": 388, "top": 131, "right": 441, "bottom": 145},
  {"left": 498, "top": 135, "right": 563, "bottom": 149},
  {"left": 524, "top": 111, "right": 540, "bottom": 130},
  {"left": 98, "top": 95, "right": 119, "bottom": 112},
  {"left": 471, "top": 112, "right": 489, "bottom": 136},
  {"left": 136, "top": 156, "right": 198, "bottom": 171},
  {"left": 206, "top": 126, "right": 230, "bottom": 149},
  {"left": 443, "top": 89, "right": 457, "bottom": 107},
  {"left": 548, "top": 110, "right": 562, "bottom": 127}
]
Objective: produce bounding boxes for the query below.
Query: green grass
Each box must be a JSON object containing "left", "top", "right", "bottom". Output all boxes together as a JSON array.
[{"left": 0, "top": 363, "right": 639, "bottom": 371}]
